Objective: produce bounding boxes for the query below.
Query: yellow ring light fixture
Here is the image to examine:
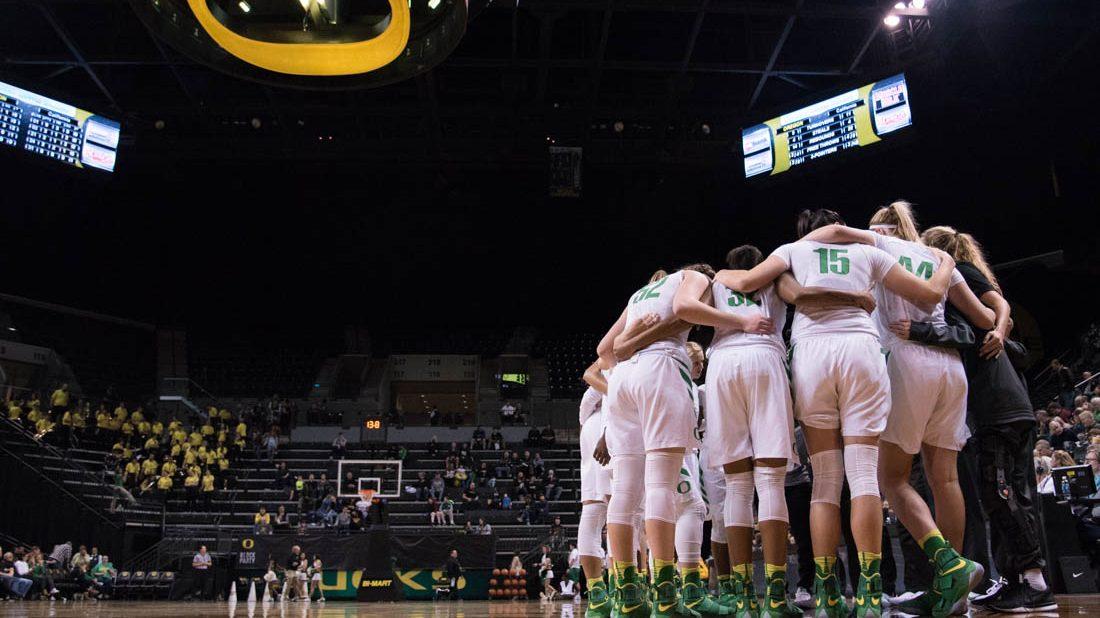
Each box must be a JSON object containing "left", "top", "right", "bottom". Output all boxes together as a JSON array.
[
  {"left": 129, "top": 0, "right": 469, "bottom": 90},
  {"left": 186, "top": 0, "right": 410, "bottom": 76}
]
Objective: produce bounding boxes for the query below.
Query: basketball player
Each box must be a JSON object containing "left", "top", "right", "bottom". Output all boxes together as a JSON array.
[
  {"left": 715, "top": 209, "right": 957, "bottom": 618},
  {"left": 579, "top": 362, "right": 615, "bottom": 617},
  {"left": 708, "top": 244, "right": 877, "bottom": 618},
  {"left": 596, "top": 264, "right": 772, "bottom": 618},
  {"left": 801, "top": 202, "right": 996, "bottom": 616},
  {"left": 677, "top": 342, "right": 732, "bottom": 616}
]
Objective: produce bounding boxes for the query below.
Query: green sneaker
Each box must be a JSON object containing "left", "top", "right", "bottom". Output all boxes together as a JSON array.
[
  {"left": 732, "top": 574, "right": 759, "bottom": 618},
  {"left": 681, "top": 570, "right": 733, "bottom": 616},
  {"left": 587, "top": 578, "right": 614, "bottom": 618},
  {"left": 850, "top": 567, "right": 882, "bottom": 618},
  {"left": 612, "top": 566, "right": 651, "bottom": 618},
  {"left": 811, "top": 565, "right": 845, "bottom": 618},
  {"left": 759, "top": 571, "right": 802, "bottom": 618},
  {"left": 652, "top": 565, "right": 679, "bottom": 618},
  {"left": 717, "top": 577, "right": 738, "bottom": 609},
  {"left": 930, "top": 550, "right": 983, "bottom": 618}
]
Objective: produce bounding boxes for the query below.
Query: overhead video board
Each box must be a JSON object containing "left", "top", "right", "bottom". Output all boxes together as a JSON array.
[
  {"left": 0, "top": 80, "right": 121, "bottom": 173},
  {"left": 742, "top": 73, "right": 912, "bottom": 178}
]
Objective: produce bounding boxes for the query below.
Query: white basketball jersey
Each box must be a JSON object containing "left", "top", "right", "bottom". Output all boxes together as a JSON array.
[
  {"left": 579, "top": 387, "right": 602, "bottom": 426},
  {"left": 709, "top": 281, "right": 787, "bottom": 355},
  {"left": 770, "top": 240, "right": 896, "bottom": 343},
  {"left": 624, "top": 271, "right": 690, "bottom": 359},
  {"left": 869, "top": 234, "right": 954, "bottom": 349}
]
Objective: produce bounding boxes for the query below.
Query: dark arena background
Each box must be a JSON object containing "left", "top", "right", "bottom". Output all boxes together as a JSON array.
[{"left": 0, "top": 0, "right": 1098, "bottom": 616}]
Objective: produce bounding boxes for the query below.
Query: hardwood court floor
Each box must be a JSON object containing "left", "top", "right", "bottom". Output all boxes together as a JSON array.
[{"left": 0, "top": 597, "right": 1097, "bottom": 617}]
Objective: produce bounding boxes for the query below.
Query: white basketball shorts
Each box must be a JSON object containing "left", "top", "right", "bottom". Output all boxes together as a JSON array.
[
  {"left": 880, "top": 342, "right": 969, "bottom": 454},
  {"left": 790, "top": 334, "right": 890, "bottom": 437}
]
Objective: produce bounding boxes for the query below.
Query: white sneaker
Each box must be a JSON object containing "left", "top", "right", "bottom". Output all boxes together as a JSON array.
[
  {"left": 884, "top": 590, "right": 921, "bottom": 607},
  {"left": 49, "top": 588, "right": 60, "bottom": 595},
  {"left": 794, "top": 587, "right": 814, "bottom": 610}
]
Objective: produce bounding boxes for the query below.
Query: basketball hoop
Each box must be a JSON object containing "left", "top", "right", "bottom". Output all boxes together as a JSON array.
[{"left": 358, "top": 488, "right": 375, "bottom": 502}]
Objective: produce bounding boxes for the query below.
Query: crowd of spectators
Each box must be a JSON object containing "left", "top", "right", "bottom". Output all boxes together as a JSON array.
[
  {"left": 0, "top": 541, "right": 116, "bottom": 601},
  {"left": 412, "top": 429, "right": 563, "bottom": 528},
  {"left": 1032, "top": 366, "right": 1100, "bottom": 560},
  {"left": 3, "top": 385, "right": 298, "bottom": 514}
]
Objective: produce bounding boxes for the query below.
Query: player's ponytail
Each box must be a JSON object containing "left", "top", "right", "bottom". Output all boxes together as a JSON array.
[
  {"left": 648, "top": 269, "right": 668, "bottom": 283},
  {"left": 796, "top": 208, "right": 846, "bottom": 238},
  {"left": 680, "top": 263, "right": 716, "bottom": 278},
  {"left": 725, "top": 245, "right": 763, "bottom": 270},
  {"left": 922, "top": 225, "right": 1001, "bottom": 293},
  {"left": 869, "top": 200, "right": 921, "bottom": 242}
]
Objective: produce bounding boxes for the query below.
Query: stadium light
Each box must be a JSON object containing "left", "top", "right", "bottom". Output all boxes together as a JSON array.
[
  {"left": 237, "top": 1, "right": 250, "bottom": 12},
  {"left": 910, "top": 0, "right": 926, "bottom": 8},
  {"left": 894, "top": 2, "right": 906, "bottom": 8},
  {"left": 884, "top": 14, "right": 901, "bottom": 27}
]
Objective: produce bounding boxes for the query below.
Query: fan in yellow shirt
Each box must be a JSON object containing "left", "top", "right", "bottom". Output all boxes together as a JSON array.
[
  {"left": 49, "top": 385, "right": 70, "bottom": 410},
  {"left": 162, "top": 458, "right": 178, "bottom": 477},
  {"left": 236, "top": 421, "right": 248, "bottom": 438},
  {"left": 151, "top": 421, "right": 164, "bottom": 437},
  {"left": 113, "top": 404, "right": 128, "bottom": 423},
  {"left": 184, "top": 449, "right": 198, "bottom": 466},
  {"left": 172, "top": 429, "right": 187, "bottom": 445},
  {"left": 34, "top": 415, "right": 55, "bottom": 437},
  {"left": 188, "top": 431, "right": 203, "bottom": 447},
  {"left": 61, "top": 410, "right": 75, "bottom": 427},
  {"left": 217, "top": 457, "right": 230, "bottom": 472},
  {"left": 7, "top": 401, "right": 21, "bottom": 421},
  {"left": 144, "top": 435, "right": 159, "bottom": 451},
  {"left": 137, "top": 420, "right": 151, "bottom": 436},
  {"left": 218, "top": 408, "right": 231, "bottom": 422},
  {"left": 131, "top": 408, "right": 145, "bottom": 424},
  {"left": 124, "top": 460, "right": 140, "bottom": 483},
  {"left": 96, "top": 408, "right": 112, "bottom": 430},
  {"left": 73, "top": 407, "right": 87, "bottom": 429},
  {"left": 184, "top": 470, "right": 200, "bottom": 487},
  {"left": 201, "top": 422, "right": 215, "bottom": 437},
  {"left": 27, "top": 406, "right": 41, "bottom": 424},
  {"left": 121, "top": 421, "right": 135, "bottom": 436},
  {"left": 156, "top": 473, "right": 174, "bottom": 491},
  {"left": 168, "top": 419, "right": 182, "bottom": 433},
  {"left": 141, "top": 457, "right": 159, "bottom": 478}
]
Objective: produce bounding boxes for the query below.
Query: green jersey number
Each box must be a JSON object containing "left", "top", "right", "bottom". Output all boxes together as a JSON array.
[
  {"left": 727, "top": 291, "right": 758, "bottom": 307},
  {"left": 813, "top": 248, "right": 850, "bottom": 275},
  {"left": 898, "top": 256, "right": 934, "bottom": 280},
  {"left": 631, "top": 276, "right": 668, "bottom": 304}
]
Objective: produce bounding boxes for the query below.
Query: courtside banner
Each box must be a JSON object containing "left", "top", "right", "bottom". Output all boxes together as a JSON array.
[
  {"left": 237, "top": 531, "right": 390, "bottom": 571},
  {"left": 235, "top": 531, "right": 495, "bottom": 571},
  {"left": 390, "top": 533, "right": 496, "bottom": 569}
]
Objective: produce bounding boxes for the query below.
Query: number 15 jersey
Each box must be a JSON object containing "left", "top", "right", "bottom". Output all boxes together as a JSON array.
[{"left": 770, "top": 240, "right": 895, "bottom": 343}]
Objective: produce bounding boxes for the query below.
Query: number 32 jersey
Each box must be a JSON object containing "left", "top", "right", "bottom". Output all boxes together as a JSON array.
[
  {"left": 770, "top": 240, "right": 895, "bottom": 343},
  {"left": 624, "top": 270, "right": 689, "bottom": 359}
]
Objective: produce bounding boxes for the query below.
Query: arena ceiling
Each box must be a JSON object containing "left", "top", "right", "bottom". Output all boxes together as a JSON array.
[{"left": 2, "top": 0, "right": 1084, "bottom": 165}]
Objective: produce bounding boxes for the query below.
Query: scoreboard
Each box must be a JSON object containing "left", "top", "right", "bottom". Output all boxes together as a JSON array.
[
  {"left": 0, "top": 80, "right": 121, "bottom": 173},
  {"left": 742, "top": 73, "right": 911, "bottom": 179}
]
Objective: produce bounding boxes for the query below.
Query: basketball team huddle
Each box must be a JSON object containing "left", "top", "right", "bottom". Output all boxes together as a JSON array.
[{"left": 574, "top": 202, "right": 1055, "bottom": 618}]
